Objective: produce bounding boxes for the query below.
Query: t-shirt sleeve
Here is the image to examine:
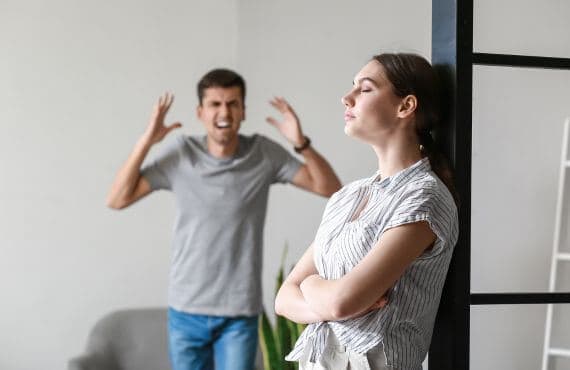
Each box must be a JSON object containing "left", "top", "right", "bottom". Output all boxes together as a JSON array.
[
  {"left": 384, "top": 183, "right": 458, "bottom": 256},
  {"left": 261, "top": 136, "right": 303, "bottom": 184},
  {"left": 140, "top": 136, "right": 182, "bottom": 191}
]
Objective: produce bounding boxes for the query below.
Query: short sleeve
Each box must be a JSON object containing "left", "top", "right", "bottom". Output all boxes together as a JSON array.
[
  {"left": 140, "top": 136, "right": 183, "bottom": 191},
  {"left": 259, "top": 136, "right": 302, "bottom": 184},
  {"left": 384, "top": 183, "right": 458, "bottom": 256}
]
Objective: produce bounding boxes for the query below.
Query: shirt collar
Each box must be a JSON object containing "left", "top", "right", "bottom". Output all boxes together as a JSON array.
[{"left": 368, "top": 157, "right": 431, "bottom": 192}]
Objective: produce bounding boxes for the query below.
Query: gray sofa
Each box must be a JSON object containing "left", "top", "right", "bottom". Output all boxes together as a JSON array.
[
  {"left": 68, "top": 307, "right": 263, "bottom": 370},
  {"left": 68, "top": 308, "right": 171, "bottom": 370}
]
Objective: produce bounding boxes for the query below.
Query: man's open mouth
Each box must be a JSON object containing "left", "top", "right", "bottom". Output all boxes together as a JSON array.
[{"left": 215, "top": 121, "right": 231, "bottom": 129}]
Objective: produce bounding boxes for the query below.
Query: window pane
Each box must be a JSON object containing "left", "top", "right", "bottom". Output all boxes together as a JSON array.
[
  {"left": 474, "top": 0, "right": 570, "bottom": 58},
  {"left": 471, "top": 304, "right": 570, "bottom": 370},
  {"left": 472, "top": 65, "right": 570, "bottom": 292}
]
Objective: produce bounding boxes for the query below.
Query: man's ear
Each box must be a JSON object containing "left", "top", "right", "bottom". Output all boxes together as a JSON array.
[
  {"left": 397, "top": 95, "right": 417, "bottom": 119},
  {"left": 196, "top": 104, "right": 203, "bottom": 120}
]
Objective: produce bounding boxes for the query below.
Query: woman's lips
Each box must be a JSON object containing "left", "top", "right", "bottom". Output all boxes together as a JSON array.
[{"left": 344, "top": 112, "right": 355, "bottom": 121}]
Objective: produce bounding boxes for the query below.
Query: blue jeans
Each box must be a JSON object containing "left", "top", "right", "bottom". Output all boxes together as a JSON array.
[{"left": 167, "top": 308, "right": 259, "bottom": 370}]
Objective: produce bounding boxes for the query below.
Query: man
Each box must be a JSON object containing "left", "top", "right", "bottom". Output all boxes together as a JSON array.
[{"left": 106, "top": 69, "right": 341, "bottom": 370}]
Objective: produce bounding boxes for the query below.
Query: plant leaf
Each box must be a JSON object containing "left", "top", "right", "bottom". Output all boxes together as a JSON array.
[
  {"left": 276, "top": 313, "right": 291, "bottom": 368},
  {"left": 259, "top": 310, "right": 279, "bottom": 370},
  {"left": 258, "top": 243, "right": 309, "bottom": 370}
]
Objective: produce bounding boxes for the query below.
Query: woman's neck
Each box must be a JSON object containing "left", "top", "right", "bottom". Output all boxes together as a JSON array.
[{"left": 372, "top": 137, "right": 422, "bottom": 179}]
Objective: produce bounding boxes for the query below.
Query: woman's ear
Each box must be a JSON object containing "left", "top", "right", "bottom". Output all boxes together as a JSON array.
[{"left": 397, "top": 95, "right": 417, "bottom": 119}]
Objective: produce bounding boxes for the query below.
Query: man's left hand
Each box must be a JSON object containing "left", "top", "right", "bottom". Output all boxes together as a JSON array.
[{"left": 266, "top": 97, "right": 305, "bottom": 146}]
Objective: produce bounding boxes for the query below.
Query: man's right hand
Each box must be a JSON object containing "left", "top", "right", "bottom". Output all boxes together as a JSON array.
[{"left": 142, "top": 92, "right": 182, "bottom": 145}]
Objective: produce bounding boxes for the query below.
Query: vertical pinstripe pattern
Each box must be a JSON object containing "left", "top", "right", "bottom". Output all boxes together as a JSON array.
[{"left": 285, "top": 158, "right": 459, "bottom": 370}]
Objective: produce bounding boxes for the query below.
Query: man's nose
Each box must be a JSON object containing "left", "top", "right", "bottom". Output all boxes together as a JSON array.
[{"left": 219, "top": 104, "right": 231, "bottom": 118}]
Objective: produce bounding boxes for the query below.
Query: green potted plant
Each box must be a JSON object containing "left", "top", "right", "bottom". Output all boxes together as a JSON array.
[{"left": 259, "top": 245, "right": 306, "bottom": 370}]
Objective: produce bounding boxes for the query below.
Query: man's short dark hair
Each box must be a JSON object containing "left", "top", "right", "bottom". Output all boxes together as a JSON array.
[{"left": 197, "top": 69, "right": 246, "bottom": 105}]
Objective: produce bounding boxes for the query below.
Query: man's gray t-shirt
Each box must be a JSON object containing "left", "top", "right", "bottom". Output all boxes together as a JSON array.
[{"left": 141, "top": 134, "right": 302, "bottom": 316}]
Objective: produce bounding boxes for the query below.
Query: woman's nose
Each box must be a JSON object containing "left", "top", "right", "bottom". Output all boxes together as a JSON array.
[{"left": 341, "top": 92, "right": 353, "bottom": 107}]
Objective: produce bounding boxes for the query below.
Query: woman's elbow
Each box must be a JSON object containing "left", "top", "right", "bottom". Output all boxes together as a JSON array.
[
  {"left": 274, "top": 304, "right": 285, "bottom": 317},
  {"left": 274, "top": 300, "right": 283, "bottom": 317},
  {"left": 274, "top": 288, "right": 287, "bottom": 317}
]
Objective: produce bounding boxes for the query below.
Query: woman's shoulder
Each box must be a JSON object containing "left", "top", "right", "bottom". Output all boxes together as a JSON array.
[
  {"left": 331, "top": 177, "right": 370, "bottom": 198},
  {"left": 346, "top": 177, "right": 371, "bottom": 190},
  {"left": 402, "top": 170, "right": 451, "bottom": 197},
  {"left": 387, "top": 171, "right": 458, "bottom": 246},
  {"left": 392, "top": 170, "right": 457, "bottom": 219},
  {"left": 319, "top": 177, "right": 370, "bottom": 216}
]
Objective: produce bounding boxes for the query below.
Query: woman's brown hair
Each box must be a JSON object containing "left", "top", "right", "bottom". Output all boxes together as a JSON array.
[{"left": 373, "top": 53, "right": 458, "bottom": 205}]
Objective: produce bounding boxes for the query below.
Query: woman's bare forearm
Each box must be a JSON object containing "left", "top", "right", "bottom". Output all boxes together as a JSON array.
[{"left": 275, "top": 282, "right": 325, "bottom": 324}]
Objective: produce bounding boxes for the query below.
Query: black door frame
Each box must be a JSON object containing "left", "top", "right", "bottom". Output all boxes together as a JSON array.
[{"left": 430, "top": 1, "right": 570, "bottom": 369}]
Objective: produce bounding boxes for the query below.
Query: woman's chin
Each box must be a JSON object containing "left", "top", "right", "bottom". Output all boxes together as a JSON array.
[
  {"left": 344, "top": 123, "right": 359, "bottom": 138},
  {"left": 344, "top": 123, "right": 354, "bottom": 136}
]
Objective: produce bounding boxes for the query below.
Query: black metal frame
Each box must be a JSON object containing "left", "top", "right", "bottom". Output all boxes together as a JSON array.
[
  {"left": 471, "top": 293, "right": 570, "bottom": 305},
  {"left": 473, "top": 53, "right": 570, "bottom": 70},
  {"left": 430, "top": 1, "right": 570, "bottom": 369}
]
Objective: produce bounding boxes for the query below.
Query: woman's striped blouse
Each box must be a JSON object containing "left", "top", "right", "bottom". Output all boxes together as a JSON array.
[{"left": 286, "top": 158, "right": 459, "bottom": 370}]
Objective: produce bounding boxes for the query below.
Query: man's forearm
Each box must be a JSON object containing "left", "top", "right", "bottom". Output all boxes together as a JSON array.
[
  {"left": 299, "top": 146, "right": 341, "bottom": 196},
  {"left": 106, "top": 136, "right": 152, "bottom": 209}
]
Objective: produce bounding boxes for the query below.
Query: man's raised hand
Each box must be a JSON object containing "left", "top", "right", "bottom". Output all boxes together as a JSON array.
[
  {"left": 143, "top": 92, "right": 182, "bottom": 145},
  {"left": 266, "top": 97, "right": 305, "bottom": 147}
]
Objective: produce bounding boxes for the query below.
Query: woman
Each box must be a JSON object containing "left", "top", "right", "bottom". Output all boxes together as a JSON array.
[{"left": 274, "top": 53, "right": 459, "bottom": 370}]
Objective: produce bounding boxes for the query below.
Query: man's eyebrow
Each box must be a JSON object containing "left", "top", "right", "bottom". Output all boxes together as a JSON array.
[
  {"left": 208, "top": 98, "right": 239, "bottom": 104},
  {"left": 353, "top": 77, "right": 379, "bottom": 86}
]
